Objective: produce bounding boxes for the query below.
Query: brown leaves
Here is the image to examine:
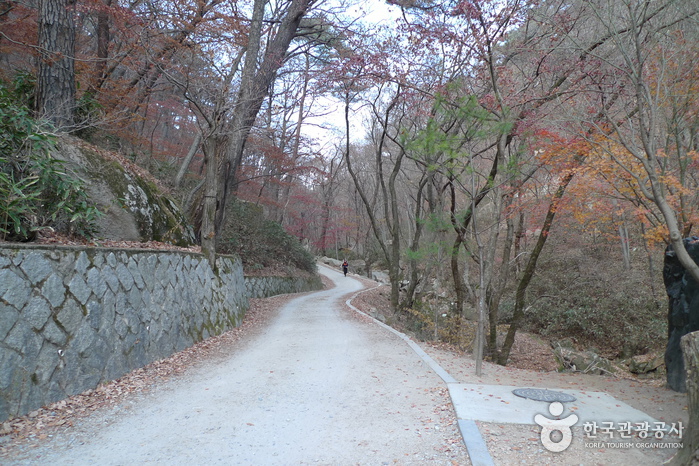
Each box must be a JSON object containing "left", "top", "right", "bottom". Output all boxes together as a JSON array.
[{"left": 25, "top": 229, "right": 202, "bottom": 254}]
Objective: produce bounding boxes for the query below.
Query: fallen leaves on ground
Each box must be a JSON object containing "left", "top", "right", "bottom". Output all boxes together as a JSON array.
[{"left": 3, "top": 229, "right": 202, "bottom": 254}]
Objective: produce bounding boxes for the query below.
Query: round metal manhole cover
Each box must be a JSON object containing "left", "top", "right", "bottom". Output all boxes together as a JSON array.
[{"left": 512, "top": 388, "right": 576, "bottom": 403}]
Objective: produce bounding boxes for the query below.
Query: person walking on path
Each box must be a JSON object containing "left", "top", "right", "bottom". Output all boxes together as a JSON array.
[{"left": 342, "top": 260, "right": 349, "bottom": 276}]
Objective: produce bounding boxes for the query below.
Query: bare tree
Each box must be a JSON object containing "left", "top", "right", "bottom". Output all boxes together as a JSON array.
[{"left": 344, "top": 82, "right": 405, "bottom": 310}]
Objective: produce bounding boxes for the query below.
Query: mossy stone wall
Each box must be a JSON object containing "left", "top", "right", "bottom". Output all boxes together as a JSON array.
[
  {"left": 0, "top": 244, "right": 324, "bottom": 422},
  {"left": 0, "top": 245, "right": 246, "bottom": 421}
]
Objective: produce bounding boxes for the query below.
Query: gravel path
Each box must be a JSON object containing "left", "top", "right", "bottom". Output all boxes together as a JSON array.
[
  {"left": 4, "top": 266, "right": 469, "bottom": 465},
  {"left": 4, "top": 265, "right": 685, "bottom": 465}
]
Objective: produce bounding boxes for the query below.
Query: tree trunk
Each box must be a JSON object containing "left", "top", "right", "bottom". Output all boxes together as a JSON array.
[
  {"left": 613, "top": 199, "right": 631, "bottom": 271},
  {"left": 450, "top": 235, "right": 466, "bottom": 318},
  {"left": 201, "top": 137, "right": 219, "bottom": 268},
  {"left": 404, "top": 176, "right": 429, "bottom": 309},
  {"left": 619, "top": 221, "right": 631, "bottom": 270},
  {"left": 640, "top": 222, "right": 662, "bottom": 306},
  {"left": 667, "top": 330, "right": 699, "bottom": 465},
  {"left": 497, "top": 169, "right": 576, "bottom": 365},
  {"left": 488, "top": 207, "right": 515, "bottom": 353},
  {"left": 216, "top": 0, "right": 313, "bottom": 233},
  {"left": 448, "top": 178, "right": 467, "bottom": 318},
  {"left": 472, "top": 196, "right": 487, "bottom": 376},
  {"left": 448, "top": 151, "right": 500, "bottom": 320},
  {"left": 343, "top": 86, "right": 403, "bottom": 311},
  {"left": 383, "top": 118, "right": 404, "bottom": 311},
  {"left": 659, "top": 194, "right": 699, "bottom": 285},
  {"left": 319, "top": 172, "right": 334, "bottom": 255},
  {"left": 514, "top": 210, "right": 525, "bottom": 274},
  {"left": 94, "top": 0, "right": 111, "bottom": 89},
  {"left": 175, "top": 132, "right": 202, "bottom": 188},
  {"left": 37, "top": 0, "right": 76, "bottom": 129}
]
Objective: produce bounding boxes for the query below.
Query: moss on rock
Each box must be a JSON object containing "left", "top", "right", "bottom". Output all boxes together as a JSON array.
[{"left": 53, "top": 136, "right": 195, "bottom": 246}]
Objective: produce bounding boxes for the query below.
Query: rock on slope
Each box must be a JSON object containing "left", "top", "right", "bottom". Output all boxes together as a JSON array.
[{"left": 52, "top": 136, "right": 195, "bottom": 246}]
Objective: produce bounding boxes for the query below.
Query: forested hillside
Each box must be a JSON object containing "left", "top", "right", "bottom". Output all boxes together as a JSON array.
[{"left": 1, "top": 0, "right": 697, "bottom": 366}]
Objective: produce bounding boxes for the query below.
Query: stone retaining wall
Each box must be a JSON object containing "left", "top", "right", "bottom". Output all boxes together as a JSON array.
[
  {"left": 0, "top": 245, "right": 322, "bottom": 422},
  {"left": 245, "top": 274, "right": 323, "bottom": 299}
]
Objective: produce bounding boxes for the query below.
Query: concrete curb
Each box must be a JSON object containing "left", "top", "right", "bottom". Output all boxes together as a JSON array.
[{"left": 458, "top": 419, "right": 496, "bottom": 466}]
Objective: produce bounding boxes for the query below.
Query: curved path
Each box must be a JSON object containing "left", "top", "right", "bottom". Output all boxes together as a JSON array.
[{"left": 9, "top": 266, "right": 469, "bottom": 465}]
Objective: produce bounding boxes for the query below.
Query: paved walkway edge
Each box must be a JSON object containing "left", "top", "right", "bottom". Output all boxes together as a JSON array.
[
  {"left": 457, "top": 419, "right": 496, "bottom": 466},
  {"left": 340, "top": 272, "right": 495, "bottom": 466}
]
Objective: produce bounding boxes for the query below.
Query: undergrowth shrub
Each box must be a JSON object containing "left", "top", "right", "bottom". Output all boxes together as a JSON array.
[
  {"left": 400, "top": 300, "right": 475, "bottom": 348},
  {"left": 0, "top": 73, "right": 101, "bottom": 241},
  {"left": 219, "top": 199, "right": 316, "bottom": 273},
  {"left": 522, "top": 242, "right": 667, "bottom": 358},
  {"left": 524, "top": 291, "right": 665, "bottom": 358}
]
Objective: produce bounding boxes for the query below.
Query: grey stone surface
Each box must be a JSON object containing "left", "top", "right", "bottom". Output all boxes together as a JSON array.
[
  {"left": 0, "top": 245, "right": 320, "bottom": 422},
  {"left": 75, "top": 251, "right": 90, "bottom": 276},
  {"left": 114, "top": 314, "right": 129, "bottom": 338},
  {"left": 99, "top": 290, "right": 116, "bottom": 332},
  {"left": 73, "top": 321, "right": 97, "bottom": 356},
  {"left": 68, "top": 274, "right": 92, "bottom": 305},
  {"left": 115, "top": 263, "right": 134, "bottom": 291},
  {"left": 19, "top": 252, "right": 52, "bottom": 284},
  {"left": 23, "top": 296, "right": 52, "bottom": 331},
  {"left": 34, "top": 343, "right": 60, "bottom": 386},
  {"left": 4, "top": 320, "right": 32, "bottom": 354},
  {"left": 127, "top": 258, "right": 145, "bottom": 290},
  {"left": 56, "top": 298, "right": 84, "bottom": 335},
  {"left": 0, "top": 349, "right": 20, "bottom": 390},
  {"left": 86, "top": 299, "right": 102, "bottom": 330},
  {"left": 42, "top": 273, "right": 66, "bottom": 308},
  {"left": 42, "top": 319, "right": 67, "bottom": 347},
  {"left": 101, "top": 266, "right": 120, "bottom": 293},
  {"left": 244, "top": 275, "right": 323, "bottom": 299},
  {"left": 0, "top": 269, "right": 32, "bottom": 309},
  {"left": 86, "top": 267, "right": 108, "bottom": 299},
  {"left": 0, "top": 303, "right": 19, "bottom": 341}
]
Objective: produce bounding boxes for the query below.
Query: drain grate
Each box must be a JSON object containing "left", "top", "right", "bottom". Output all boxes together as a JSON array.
[{"left": 512, "top": 388, "right": 576, "bottom": 403}]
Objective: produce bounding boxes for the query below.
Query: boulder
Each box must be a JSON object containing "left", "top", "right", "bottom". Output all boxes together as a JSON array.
[
  {"left": 320, "top": 257, "right": 343, "bottom": 268},
  {"left": 628, "top": 354, "right": 664, "bottom": 374},
  {"left": 53, "top": 136, "right": 195, "bottom": 246},
  {"left": 348, "top": 259, "right": 366, "bottom": 276},
  {"left": 371, "top": 270, "right": 390, "bottom": 284},
  {"left": 663, "top": 237, "right": 699, "bottom": 392},
  {"left": 553, "top": 344, "right": 618, "bottom": 375}
]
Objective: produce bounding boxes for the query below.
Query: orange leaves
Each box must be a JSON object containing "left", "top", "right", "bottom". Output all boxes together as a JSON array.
[
  {"left": 532, "top": 131, "right": 591, "bottom": 171},
  {"left": 551, "top": 133, "right": 699, "bottom": 246}
]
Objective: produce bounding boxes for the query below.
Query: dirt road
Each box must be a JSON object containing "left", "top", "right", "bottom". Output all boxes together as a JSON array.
[{"left": 6, "top": 266, "right": 469, "bottom": 465}]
